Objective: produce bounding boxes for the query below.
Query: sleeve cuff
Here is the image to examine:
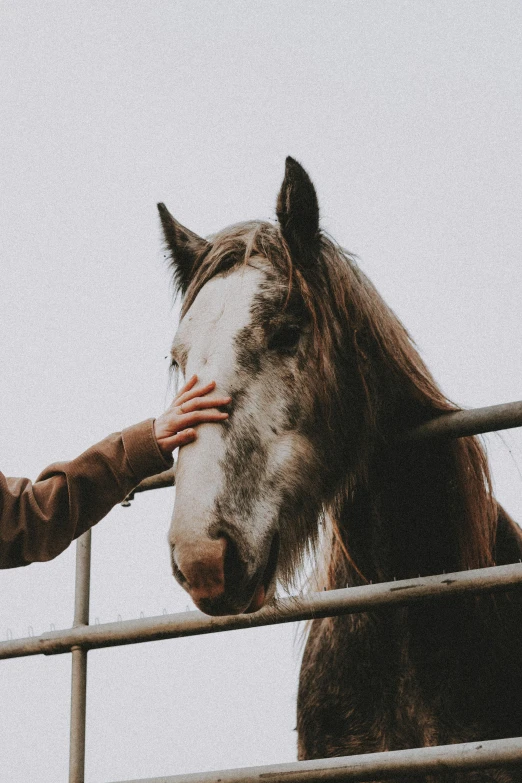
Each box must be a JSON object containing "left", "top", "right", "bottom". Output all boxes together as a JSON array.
[{"left": 121, "top": 419, "right": 173, "bottom": 484}]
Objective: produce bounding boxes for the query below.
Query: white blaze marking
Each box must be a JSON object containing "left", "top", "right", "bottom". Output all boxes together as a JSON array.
[
  {"left": 170, "top": 266, "right": 265, "bottom": 543},
  {"left": 175, "top": 266, "right": 264, "bottom": 392}
]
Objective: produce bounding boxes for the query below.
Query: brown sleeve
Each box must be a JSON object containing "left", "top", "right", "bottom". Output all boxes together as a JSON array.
[{"left": 0, "top": 419, "right": 173, "bottom": 569}]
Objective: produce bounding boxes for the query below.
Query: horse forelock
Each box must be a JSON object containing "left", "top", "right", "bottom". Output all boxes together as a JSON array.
[{"left": 180, "top": 222, "right": 354, "bottom": 420}]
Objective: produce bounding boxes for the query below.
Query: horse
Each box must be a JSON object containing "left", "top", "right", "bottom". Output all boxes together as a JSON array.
[{"left": 158, "top": 157, "right": 522, "bottom": 781}]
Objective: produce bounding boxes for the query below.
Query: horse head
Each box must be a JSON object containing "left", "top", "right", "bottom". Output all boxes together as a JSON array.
[{"left": 159, "top": 158, "right": 383, "bottom": 615}]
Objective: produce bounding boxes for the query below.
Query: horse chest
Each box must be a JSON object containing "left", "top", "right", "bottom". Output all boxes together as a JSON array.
[
  {"left": 297, "top": 611, "right": 438, "bottom": 759},
  {"left": 297, "top": 604, "right": 522, "bottom": 763}
]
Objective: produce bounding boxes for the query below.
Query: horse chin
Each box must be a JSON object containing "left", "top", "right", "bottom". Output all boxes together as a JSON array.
[
  {"left": 191, "top": 584, "right": 268, "bottom": 616},
  {"left": 244, "top": 582, "right": 266, "bottom": 613},
  {"left": 192, "top": 594, "right": 245, "bottom": 616},
  {"left": 244, "top": 577, "right": 277, "bottom": 613}
]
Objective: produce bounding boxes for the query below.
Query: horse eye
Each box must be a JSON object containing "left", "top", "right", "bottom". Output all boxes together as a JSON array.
[{"left": 268, "top": 325, "right": 301, "bottom": 354}]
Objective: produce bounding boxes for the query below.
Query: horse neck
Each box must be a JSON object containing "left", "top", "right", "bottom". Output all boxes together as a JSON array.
[{"left": 329, "top": 404, "right": 497, "bottom": 589}]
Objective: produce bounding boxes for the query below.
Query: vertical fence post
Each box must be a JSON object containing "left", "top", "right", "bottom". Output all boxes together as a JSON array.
[{"left": 69, "top": 530, "right": 91, "bottom": 783}]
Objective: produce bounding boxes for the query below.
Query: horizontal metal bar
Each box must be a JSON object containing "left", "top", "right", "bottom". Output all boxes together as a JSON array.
[
  {"left": 131, "top": 469, "right": 176, "bottom": 494},
  {"left": 110, "top": 736, "right": 522, "bottom": 782},
  {"left": 404, "top": 399, "right": 522, "bottom": 442},
  {"left": 124, "top": 400, "right": 522, "bottom": 499},
  {"left": 2, "top": 562, "right": 522, "bottom": 660},
  {"left": 121, "top": 468, "right": 175, "bottom": 505}
]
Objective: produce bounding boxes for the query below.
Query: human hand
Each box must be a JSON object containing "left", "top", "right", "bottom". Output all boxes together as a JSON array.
[{"left": 154, "top": 376, "right": 231, "bottom": 457}]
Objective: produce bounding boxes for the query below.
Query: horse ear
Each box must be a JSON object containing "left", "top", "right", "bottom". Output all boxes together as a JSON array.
[
  {"left": 157, "top": 203, "right": 210, "bottom": 294},
  {"left": 276, "top": 157, "right": 320, "bottom": 262}
]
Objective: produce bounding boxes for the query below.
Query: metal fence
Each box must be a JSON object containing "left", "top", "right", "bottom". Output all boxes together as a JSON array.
[{"left": 2, "top": 400, "right": 522, "bottom": 783}]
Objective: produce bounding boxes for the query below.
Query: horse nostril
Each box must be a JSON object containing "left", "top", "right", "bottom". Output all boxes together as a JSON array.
[
  {"left": 171, "top": 547, "right": 187, "bottom": 585},
  {"left": 171, "top": 537, "right": 228, "bottom": 605},
  {"left": 222, "top": 534, "right": 245, "bottom": 590}
]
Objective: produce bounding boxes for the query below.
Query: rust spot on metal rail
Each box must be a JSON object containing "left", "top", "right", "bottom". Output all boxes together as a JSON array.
[{"left": 389, "top": 584, "right": 418, "bottom": 592}]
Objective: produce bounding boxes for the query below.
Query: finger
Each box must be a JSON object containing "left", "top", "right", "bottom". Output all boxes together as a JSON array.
[
  {"left": 175, "top": 375, "right": 198, "bottom": 399},
  {"left": 177, "top": 409, "right": 229, "bottom": 428},
  {"left": 161, "top": 428, "right": 197, "bottom": 452},
  {"left": 175, "top": 382, "right": 216, "bottom": 407},
  {"left": 172, "top": 428, "right": 197, "bottom": 446},
  {"left": 180, "top": 395, "right": 232, "bottom": 413},
  {"left": 175, "top": 380, "right": 217, "bottom": 407}
]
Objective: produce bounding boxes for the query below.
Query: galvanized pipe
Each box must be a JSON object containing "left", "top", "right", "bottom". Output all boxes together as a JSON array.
[
  {"left": 123, "top": 400, "right": 522, "bottom": 500},
  {"left": 69, "top": 647, "right": 88, "bottom": 783},
  {"left": 121, "top": 468, "right": 176, "bottom": 505},
  {"left": 403, "top": 399, "right": 522, "bottom": 442},
  {"left": 2, "top": 562, "right": 522, "bottom": 660},
  {"left": 131, "top": 468, "right": 176, "bottom": 494},
  {"left": 68, "top": 530, "right": 91, "bottom": 783},
  {"left": 109, "top": 735, "right": 522, "bottom": 782}
]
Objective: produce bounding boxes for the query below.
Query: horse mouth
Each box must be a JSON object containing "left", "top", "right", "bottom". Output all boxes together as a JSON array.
[
  {"left": 175, "top": 531, "right": 280, "bottom": 617},
  {"left": 244, "top": 532, "right": 280, "bottom": 614}
]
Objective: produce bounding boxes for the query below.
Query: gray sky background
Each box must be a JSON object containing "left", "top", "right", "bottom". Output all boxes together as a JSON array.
[{"left": 1, "top": 2, "right": 521, "bottom": 781}]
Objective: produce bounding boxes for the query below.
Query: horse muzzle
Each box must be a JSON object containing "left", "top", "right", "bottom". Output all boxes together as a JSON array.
[{"left": 170, "top": 531, "right": 279, "bottom": 616}]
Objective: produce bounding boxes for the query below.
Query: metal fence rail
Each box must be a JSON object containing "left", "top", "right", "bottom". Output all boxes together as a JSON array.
[
  {"left": 109, "top": 737, "right": 522, "bottom": 783},
  {"left": 124, "top": 399, "right": 522, "bottom": 498},
  {"left": 402, "top": 399, "right": 522, "bottom": 442},
  {"left": 3, "top": 562, "right": 522, "bottom": 660},
  {"left": 4, "top": 399, "right": 522, "bottom": 783}
]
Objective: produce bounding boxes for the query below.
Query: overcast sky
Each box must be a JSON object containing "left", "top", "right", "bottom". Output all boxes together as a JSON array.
[{"left": 1, "top": 2, "right": 521, "bottom": 781}]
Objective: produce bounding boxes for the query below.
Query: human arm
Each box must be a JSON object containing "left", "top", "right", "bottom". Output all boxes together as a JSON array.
[{"left": 0, "top": 377, "right": 230, "bottom": 568}]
